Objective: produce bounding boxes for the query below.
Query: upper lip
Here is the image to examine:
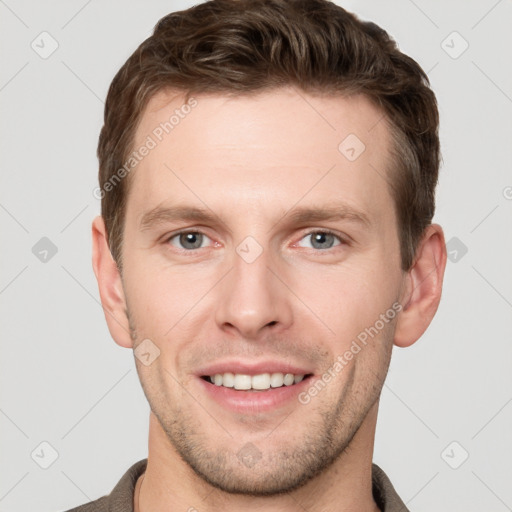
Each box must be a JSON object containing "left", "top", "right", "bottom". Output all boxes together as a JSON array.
[{"left": 196, "top": 360, "right": 313, "bottom": 377}]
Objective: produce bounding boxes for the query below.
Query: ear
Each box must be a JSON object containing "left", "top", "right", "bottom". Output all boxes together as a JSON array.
[
  {"left": 91, "top": 215, "right": 133, "bottom": 349},
  {"left": 394, "top": 223, "right": 447, "bottom": 348}
]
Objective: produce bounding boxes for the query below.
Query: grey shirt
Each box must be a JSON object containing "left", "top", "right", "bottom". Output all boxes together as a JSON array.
[{"left": 63, "top": 459, "right": 410, "bottom": 512}]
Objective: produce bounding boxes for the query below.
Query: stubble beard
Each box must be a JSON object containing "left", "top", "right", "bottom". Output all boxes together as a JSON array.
[{"left": 127, "top": 306, "right": 393, "bottom": 496}]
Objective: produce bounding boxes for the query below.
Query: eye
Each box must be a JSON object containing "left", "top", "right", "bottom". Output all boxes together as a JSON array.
[
  {"left": 164, "top": 229, "right": 346, "bottom": 252},
  {"left": 166, "top": 231, "right": 213, "bottom": 250},
  {"left": 297, "top": 230, "right": 345, "bottom": 251}
]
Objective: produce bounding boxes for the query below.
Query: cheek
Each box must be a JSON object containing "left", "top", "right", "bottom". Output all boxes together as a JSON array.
[
  {"left": 291, "top": 259, "right": 399, "bottom": 345},
  {"left": 123, "top": 256, "right": 199, "bottom": 329}
]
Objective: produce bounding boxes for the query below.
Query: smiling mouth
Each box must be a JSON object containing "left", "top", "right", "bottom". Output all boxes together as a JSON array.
[{"left": 201, "top": 372, "right": 314, "bottom": 391}]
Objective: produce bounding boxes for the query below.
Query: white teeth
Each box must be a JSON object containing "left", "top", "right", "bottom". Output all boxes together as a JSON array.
[
  {"left": 208, "top": 372, "right": 307, "bottom": 390},
  {"left": 222, "top": 372, "right": 234, "bottom": 388},
  {"left": 283, "top": 373, "right": 294, "bottom": 386},
  {"left": 251, "top": 373, "right": 271, "bottom": 390},
  {"left": 270, "top": 373, "right": 284, "bottom": 387},
  {"left": 234, "top": 374, "right": 252, "bottom": 390}
]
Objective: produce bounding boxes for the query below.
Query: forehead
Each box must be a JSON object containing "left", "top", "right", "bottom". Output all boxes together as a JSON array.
[{"left": 127, "top": 87, "right": 394, "bottom": 230}]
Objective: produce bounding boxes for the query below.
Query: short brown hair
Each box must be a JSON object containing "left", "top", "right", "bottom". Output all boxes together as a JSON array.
[{"left": 97, "top": 0, "right": 440, "bottom": 272}]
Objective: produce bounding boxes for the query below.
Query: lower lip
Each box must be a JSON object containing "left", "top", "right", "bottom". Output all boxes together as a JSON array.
[{"left": 197, "top": 376, "right": 312, "bottom": 413}]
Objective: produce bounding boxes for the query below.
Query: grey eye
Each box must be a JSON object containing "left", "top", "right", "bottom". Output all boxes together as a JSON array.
[
  {"left": 298, "top": 232, "right": 342, "bottom": 250},
  {"left": 169, "top": 232, "right": 211, "bottom": 250}
]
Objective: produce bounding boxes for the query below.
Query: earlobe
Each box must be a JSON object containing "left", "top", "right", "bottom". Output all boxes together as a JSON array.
[
  {"left": 91, "top": 215, "right": 134, "bottom": 349},
  {"left": 393, "top": 224, "right": 447, "bottom": 348}
]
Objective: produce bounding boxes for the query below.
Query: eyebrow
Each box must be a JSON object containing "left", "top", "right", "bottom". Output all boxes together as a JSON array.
[{"left": 139, "top": 203, "right": 372, "bottom": 232}]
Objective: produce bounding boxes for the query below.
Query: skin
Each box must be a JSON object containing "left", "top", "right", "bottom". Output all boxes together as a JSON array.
[{"left": 92, "top": 86, "right": 447, "bottom": 512}]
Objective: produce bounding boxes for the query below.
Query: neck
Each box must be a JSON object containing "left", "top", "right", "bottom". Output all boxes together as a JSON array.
[{"left": 136, "top": 403, "right": 381, "bottom": 512}]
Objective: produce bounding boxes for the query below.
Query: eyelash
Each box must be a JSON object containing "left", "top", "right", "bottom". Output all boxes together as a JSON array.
[{"left": 164, "top": 229, "right": 348, "bottom": 253}]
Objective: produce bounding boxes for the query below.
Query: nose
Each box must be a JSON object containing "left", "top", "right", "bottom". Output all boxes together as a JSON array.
[{"left": 214, "top": 241, "right": 293, "bottom": 340}]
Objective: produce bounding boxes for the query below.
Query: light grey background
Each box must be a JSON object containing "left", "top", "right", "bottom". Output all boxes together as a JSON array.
[{"left": 1, "top": 1, "right": 511, "bottom": 511}]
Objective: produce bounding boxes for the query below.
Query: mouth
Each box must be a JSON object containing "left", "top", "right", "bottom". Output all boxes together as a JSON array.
[
  {"left": 195, "top": 360, "right": 316, "bottom": 413},
  {"left": 200, "top": 372, "right": 314, "bottom": 391},
  {"left": 197, "top": 367, "right": 315, "bottom": 414}
]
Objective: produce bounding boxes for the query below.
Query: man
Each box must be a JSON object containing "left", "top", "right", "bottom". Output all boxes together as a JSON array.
[{"left": 68, "top": 0, "right": 447, "bottom": 510}]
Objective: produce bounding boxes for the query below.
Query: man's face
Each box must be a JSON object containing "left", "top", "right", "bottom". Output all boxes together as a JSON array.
[{"left": 120, "top": 87, "right": 405, "bottom": 494}]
